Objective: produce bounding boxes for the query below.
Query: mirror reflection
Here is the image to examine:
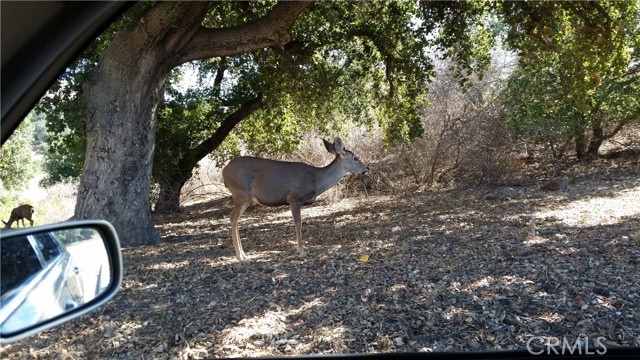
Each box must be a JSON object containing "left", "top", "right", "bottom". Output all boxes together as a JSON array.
[{"left": 0, "top": 227, "right": 111, "bottom": 334}]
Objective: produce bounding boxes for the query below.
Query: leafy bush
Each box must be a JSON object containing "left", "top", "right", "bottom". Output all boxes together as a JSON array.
[{"left": 0, "top": 116, "right": 35, "bottom": 192}]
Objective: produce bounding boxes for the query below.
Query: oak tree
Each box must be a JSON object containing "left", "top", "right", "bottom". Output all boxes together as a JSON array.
[{"left": 75, "top": 1, "right": 311, "bottom": 245}]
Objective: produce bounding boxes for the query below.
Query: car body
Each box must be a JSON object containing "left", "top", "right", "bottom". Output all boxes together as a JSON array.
[
  {"left": 0, "top": 221, "right": 122, "bottom": 344},
  {"left": 0, "top": 231, "right": 84, "bottom": 334}
]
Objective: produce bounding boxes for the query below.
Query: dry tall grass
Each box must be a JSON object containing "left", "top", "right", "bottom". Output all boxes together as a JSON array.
[{"left": 0, "top": 179, "right": 77, "bottom": 228}]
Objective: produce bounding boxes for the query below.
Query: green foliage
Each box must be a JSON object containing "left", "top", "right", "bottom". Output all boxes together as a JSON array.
[
  {"left": 155, "top": 68, "right": 228, "bottom": 177},
  {"left": 155, "top": 0, "right": 440, "bottom": 179},
  {"left": 500, "top": 0, "right": 640, "bottom": 158},
  {"left": 0, "top": 115, "right": 35, "bottom": 194},
  {"left": 421, "top": 0, "right": 496, "bottom": 86},
  {"left": 231, "top": 0, "right": 436, "bottom": 146},
  {"left": 314, "top": 0, "right": 432, "bottom": 143},
  {"left": 502, "top": 67, "right": 579, "bottom": 158},
  {"left": 593, "top": 74, "right": 640, "bottom": 127},
  {"left": 33, "top": 54, "right": 92, "bottom": 185},
  {"left": 499, "top": 1, "right": 638, "bottom": 97},
  {"left": 37, "top": 0, "right": 639, "bottom": 188},
  {"left": 38, "top": 1, "right": 490, "bottom": 187},
  {"left": 30, "top": 112, "right": 48, "bottom": 153},
  {"left": 39, "top": 94, "right": 86, "bottom": 184}
]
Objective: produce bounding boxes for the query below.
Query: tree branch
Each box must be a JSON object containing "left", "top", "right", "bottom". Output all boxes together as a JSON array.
[
  {"left": 180, "top": 94, "right": 265, "bottom": 170},
  {"left": 173, "top": 1, "right": 313, "bottom": 66},
  {"left": 212, "top": 57, "right": 226, "bottom": 99}
]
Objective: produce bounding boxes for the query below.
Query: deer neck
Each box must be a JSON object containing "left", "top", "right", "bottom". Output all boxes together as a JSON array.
[{"left": 314, "top": 156, "right": 348, "bottom": 195}]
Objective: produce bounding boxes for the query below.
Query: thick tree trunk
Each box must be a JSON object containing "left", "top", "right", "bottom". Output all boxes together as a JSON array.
[
  {"left": 574, "top": 129, "right": 588, "bottom": 160},
  {"left": 155, "top": 175, "right": 189, "bottom": 214},
  {"left": 77, "top": 59, "right": 166, "bottom": 245},
  {"left": 586, "top": 122, "right": 605, "bottom": 159},
  {"left": 75, "top": 2, "right": 209, "bottom": 246}
]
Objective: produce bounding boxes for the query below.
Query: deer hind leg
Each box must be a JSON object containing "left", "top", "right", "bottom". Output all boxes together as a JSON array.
[
  {"left": 229, "top": 199, "right": 250, "bottom": 261},
  {"left": 290, "top": 202, "right": 307, "bottom": 258}
]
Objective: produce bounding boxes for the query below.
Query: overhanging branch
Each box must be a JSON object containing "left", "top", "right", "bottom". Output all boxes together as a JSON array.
[
  {"left": 173, "top": 1, "right": 313, "bottom": 65},
  {"left": 180, "top": 93, "right": 265, "bottom": 170}
]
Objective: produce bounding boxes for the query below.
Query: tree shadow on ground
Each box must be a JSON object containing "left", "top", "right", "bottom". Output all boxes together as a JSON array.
[
  {"left": 86, "top": 168, "right": 637, "bottom": 357},
  {"left": 4, "top": 168, "right": 638, "bottom": 358}
]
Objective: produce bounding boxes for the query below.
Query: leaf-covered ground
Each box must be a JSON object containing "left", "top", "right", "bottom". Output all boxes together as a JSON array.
[{"left": 2, "top": 163, "right": 640, "bottom": 359}]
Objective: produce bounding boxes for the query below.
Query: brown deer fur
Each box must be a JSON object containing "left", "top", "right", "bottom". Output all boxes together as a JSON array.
[{"left": 2, "top": 204, "right": 34, "bottom": 228}]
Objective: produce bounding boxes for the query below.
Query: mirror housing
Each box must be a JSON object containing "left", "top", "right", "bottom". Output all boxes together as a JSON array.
[{"left": 0, "top": 220, "right": 122, "bottom": 344}]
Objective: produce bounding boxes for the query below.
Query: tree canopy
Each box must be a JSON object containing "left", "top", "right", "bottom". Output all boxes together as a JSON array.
[
  {"left": 152, "top": 0, "right": 438, "bottom": 211},
  {"left": 499, "top": 0, "right": 640, "bottom": 159},
  {"left": 0, "top": 115, "right": 35, "bottom": 195},
  {"left": 31, "top": 0, "right": 640, "bottom": 246}
]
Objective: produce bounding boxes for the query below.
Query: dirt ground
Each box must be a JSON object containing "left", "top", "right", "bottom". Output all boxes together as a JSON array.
[{"left": 2, "top": 161, "right": 640, "bottom": 359}]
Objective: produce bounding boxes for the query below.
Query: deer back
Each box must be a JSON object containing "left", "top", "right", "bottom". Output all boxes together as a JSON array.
[{"left": 223, "top": 157, "right": 318, "bottom": 206}]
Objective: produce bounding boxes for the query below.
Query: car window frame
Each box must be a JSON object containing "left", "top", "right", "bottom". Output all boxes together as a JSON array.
[{"left": 1, "top": 2, "right": 639, "bottom": 358}]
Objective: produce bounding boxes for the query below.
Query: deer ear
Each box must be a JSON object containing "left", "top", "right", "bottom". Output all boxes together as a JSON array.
[
  {"left": 323, "top": 138, "right": 336, "bottom": 154},
  {"left": 333, "top": 137, "right": 345, "bottom": 155}
]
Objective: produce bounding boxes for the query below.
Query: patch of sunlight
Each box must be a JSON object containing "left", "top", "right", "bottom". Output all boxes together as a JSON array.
[
  {"left": 523, "top": 236, "right": 550, "bottom": 245},
  {"left": 464, "top": 275, "right": 535, "bottom": 292},
  {"left": 224, "top": 310, "right": 288, "bottom": 341},
  {"left": 101, "top": 320, "right": 145, "bottom": 347},
  {"left": 537, "top": 312, "right": 564, "bottom": 323},
  {"left": 592, "top": 296, "right": 617, "bottom": 310},
  {"left": 443, "top": 305, "right": 469, "bottom": 320},
  {"left": 498, "top": 275, "right": 535, "bottom": 287},
  {"left": 305, "top": 195, "right": 394, "bottom": 219},
  {"left": 243, "top": 250, "right": 287, "bottom": 263},
  {"left": 257, "top": 209, "right": 294, "bottom": 224},
  {"left": 156, "top": 221, "right": 197, "bottom": 230},
  {"left": 271, "top": 272, "right": 290, "bottom": 282},
  {"left": 535, "top": 291, "right": 552, "bottom": 298},
  {"left": 534, "top": 185, "right": 640, "bottom": 227},
  {"left": 146, "top": 260, "right": 191, "bottom": 270},
  {"left": 464, "top": 276, "right": 496, "bottom": 291},
  {"left": 206, "top": 255, "right": 247, "bottom": 268},
  {"left": 389, "top": 283, "right": 407, "bottom": 292},
  {"left": 220, "top": 299, "right": 326, "bottom": 347},
  {"left": 177, "top": 345, "right": 209, "bottom": 360},
  {"left": 555, "top": 247, "right": 580, "bottom": 255}
]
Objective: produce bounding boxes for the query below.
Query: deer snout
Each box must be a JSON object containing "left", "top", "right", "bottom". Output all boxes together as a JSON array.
[{"left": 362, "top": 167, "right": 369, "bottom": 175}]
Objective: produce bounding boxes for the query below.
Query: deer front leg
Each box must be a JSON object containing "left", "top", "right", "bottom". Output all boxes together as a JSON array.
[{"left": 290, "top": 202, "right": 306, "bottom": 258}]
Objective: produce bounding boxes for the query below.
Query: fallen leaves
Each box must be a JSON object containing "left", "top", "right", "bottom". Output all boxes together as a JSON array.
[{"left": 2, "top": 166, "right": 639, "bottom": 359}]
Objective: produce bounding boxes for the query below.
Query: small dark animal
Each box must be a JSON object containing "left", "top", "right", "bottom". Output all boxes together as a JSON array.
[{"left": 2, "top": 204, "right": 35, "bottom": 228}]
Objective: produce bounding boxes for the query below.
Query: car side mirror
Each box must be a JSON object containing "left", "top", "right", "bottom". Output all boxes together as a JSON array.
[{"left": 0, "top": 220, "right": 123, "bottom": 344}]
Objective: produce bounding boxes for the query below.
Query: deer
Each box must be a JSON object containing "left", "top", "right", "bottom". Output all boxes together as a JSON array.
[
  {"left": 2, "top": 204, "right": 35, "bottom": 229},
  {"left": 222, "top": 137, "right": 369, "bottom": 261}
]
